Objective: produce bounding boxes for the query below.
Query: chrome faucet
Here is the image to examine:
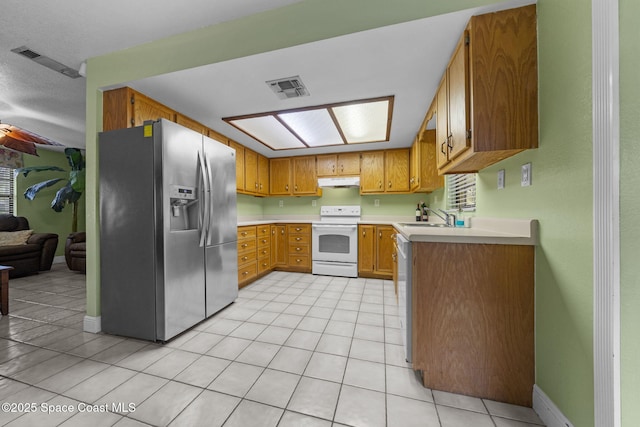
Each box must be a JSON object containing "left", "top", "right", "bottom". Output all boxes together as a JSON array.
[{"left": 424, "top": 207, "right": 456, "bottom": 227}]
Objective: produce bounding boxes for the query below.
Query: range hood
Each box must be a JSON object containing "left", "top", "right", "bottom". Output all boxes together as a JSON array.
[{"left": 317, "top": 176, "right": 361, "bottom": 188}]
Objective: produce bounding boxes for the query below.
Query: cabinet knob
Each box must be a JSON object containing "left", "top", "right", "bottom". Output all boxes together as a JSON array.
[
  {"left": 296, "top": 247, "right": 301, "bottom": 251},
  {"left": 272, "top": 230, "right": 275, "bottom": 235},
  {"left": 294, "top": 185, "right": 298, "bottom": 191},
  {"left": 379, "top": 232, "right": 382, "bottom": 238},
  {"left": 295, "top": 227, "right": 302, "bottom": 231},
  {"left": 242, "top": 243, "right": 248, "bottom": 248},
  {"left": 255, "top": 182, "right": 258, "bottom": 189},
  {"left": 340, "top": 165, "right": 344, "bottom": 172},
  {"left": 241, "top": 232, "right": 247, "bottom": 236},
  {"left": 296, "top": 259, "right": 301, "bottom": 263},
  {"left": 262, "top": 263, "right": 268, "bottom": 267},
  {"left": 285, "top": 185, "right": 289, "bottom": 191},
  {"left": 281, "top": 230, "right": 285, "bottom": 235},
  {"left": 242, "top": 256, "right": 248, "bottom": 261},
  {"left": 332, "top": 165, "right": 336, "bottom": 172},
  {"left": 296, "top": 237, "right": 302, "bottom": 241},
  {"left": 388, "top": 181, "right": 392, "bottom": 188},
  {"left": 260, "top": 183, "right": 263, "bottom": 190},
  {"left": 378, "top": 181, "right": 382, "bottom": 189}
]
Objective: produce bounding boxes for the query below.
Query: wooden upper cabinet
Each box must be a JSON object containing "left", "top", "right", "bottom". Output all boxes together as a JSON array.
[
  {"left": 435, "top": 5, "right": 538, "bottom": 174},
  {"left": 292, "top": 156, "right": 318, "bottom": 195},
  {"left": 360, "top": 150, "right": 409, "bottom": 194},
  {"left": 384, "top": 149, "right": 410, "bottom": 193},
  {"left": 175, "top": 114, "right": 207, "bottom": 135},
  {"left": 244, "top": 149, "right": 258, "bottom": 193},
  {"left": 270, "top": 158, "right": 292, "bottom": 195},
  {"left": 228, "top": 140, "right": 245, "bottom": 192},
  {"left": 257, "top": 154, "right": 269, "bottom": 196},
  {"left": 413, "top": 129, "right": 444, "bottom": 193},
  {"left": 103, "top": 87, "right": 176, "bottom": 131},
  {"left": 360, "top": 151, "right": 385, "bottom": 193},
  {"left": 317, "top": 153, "right": 360, "bottom": 177}
]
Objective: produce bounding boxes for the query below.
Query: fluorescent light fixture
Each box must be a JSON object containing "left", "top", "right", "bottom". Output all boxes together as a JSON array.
[
  {"left": 223, "top": 96, "right": 393, "bottom": 150},
  {"left": 332, "top": 99, "right": 390, "bottom": 143}
]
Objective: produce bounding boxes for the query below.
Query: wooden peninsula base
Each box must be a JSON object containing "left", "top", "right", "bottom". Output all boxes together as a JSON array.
[{"left": 411, "top": 242, "right": 534, "bottom": 406}]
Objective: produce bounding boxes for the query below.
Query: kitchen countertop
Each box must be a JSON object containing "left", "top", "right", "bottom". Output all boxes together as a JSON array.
[{"left": 237, "top": 216, "right": 538, "bottom": 246}]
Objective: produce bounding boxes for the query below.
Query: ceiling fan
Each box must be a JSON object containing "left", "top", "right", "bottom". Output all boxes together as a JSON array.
[{"left": 0, "top": 123, "right": 63, "bottom": 156}]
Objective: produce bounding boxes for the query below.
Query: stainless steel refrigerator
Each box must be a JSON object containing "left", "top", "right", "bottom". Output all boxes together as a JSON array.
[{"left": 99, "top": 119, "right": 238, "bottom": 341}]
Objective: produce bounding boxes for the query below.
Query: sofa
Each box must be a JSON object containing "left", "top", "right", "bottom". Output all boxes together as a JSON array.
[
  {"left": 0, "top": 215, "right": 58, "bottom": 278},
  {"left": 65, "top": 231, "right": 86, "bottom": 273}
]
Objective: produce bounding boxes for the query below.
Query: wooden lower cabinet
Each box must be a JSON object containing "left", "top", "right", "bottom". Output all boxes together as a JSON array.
[
  {"left": 237, "top": 226, "right": 258, "bottom": 288},
  {"left": 271, "top": 225, "right": 287, "bottom": 268},
  {"left": 357, "top": 224, "right": 395, "bottom": 279},
  {"left": 286, "top": 224, "right": 311, "bottom": 272},
  {"left": 411, "top": 242, "right": 535, "bottom": 406}
]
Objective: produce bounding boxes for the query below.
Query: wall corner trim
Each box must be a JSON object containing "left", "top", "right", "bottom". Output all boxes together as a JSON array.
[
  {"left": 533, "top": 385, "right": 574, "bottom": 427},
  {"left": 83, "top": 315, "right": 102, "bottom": 333}
]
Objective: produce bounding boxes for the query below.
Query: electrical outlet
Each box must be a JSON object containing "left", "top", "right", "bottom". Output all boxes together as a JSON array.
[
  {"left": 312, "top": 200, "right": 317, "bottom": 207},
  {"left": 521, "top": 163, "right": 532, "bottom": 187},
  {"left": 278, "top": 200, "right": 284, "bottom": 208},
  {"left": 497, "top": 169, "right": 505, "bottom": 189},
  {"left": 374, "top": 199, "right": 380, "bottom": 207}
]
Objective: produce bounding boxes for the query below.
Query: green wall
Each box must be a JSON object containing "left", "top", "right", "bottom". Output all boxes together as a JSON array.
[
  {"left": 16, "top": 149, "right": 86, "bottom": 257},
  {"left": 258, "top": 188, "right": 428, "bottom": 217},
  {"left": 428, "top": 0, "right": 595, "bottom": 424},
  {"left": 619, "top": 0, "right": 640, "bottom": 424}
]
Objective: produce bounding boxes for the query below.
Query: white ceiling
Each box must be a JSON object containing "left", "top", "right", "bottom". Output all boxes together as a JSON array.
[{"left": 0, "top": 0, "right": 533, "bottom": 156}]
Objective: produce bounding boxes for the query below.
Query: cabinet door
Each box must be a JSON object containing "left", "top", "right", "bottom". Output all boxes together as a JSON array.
[
  {"left": 292, "top": 156, "right": 317, "bottom": 195},
  {"left": 410, "top": 137, "right": 420, "bottom": 192},
  {"left": 447, "top": 32, "right": 471, "bottom": 162},
  {"left": 258, "top": 154, "right": 269, "bottom": 196},
  {"left": 338, "top": 153, "right": 360, "bottom": 175},
  {"left": 385, "top": 149, "right": 410, "bottom": 192},
  {"left": 244, "top": 149, "right": 258, "bottom": 194},
  {"left": 417, "top": 130, "right": 444, "bottom": 192},
  {"left": 360, "top": 152, "right": 384, "bottom": 193},
  {"left": 270, "top": 158, "right": 292, "bottom": 195},
  {"left": 358, "top": 225, "right": 376, "bottom": 275},
  {"left": 228, "top": 141, "right": 245, "bottom": 192},
  {"left": 132, "top": 92, "right": 175, "bottom": 127},
  {"left": 436, "top": 79, "right": 450, "bottom": 169},
  {"left": 376, "top": 226, "right": 395, "bottom": 276},
  {"left": 271, "top": 225, "right": 287, "bottom": 267},
  {"left": 316, "top": 155, "right": 337, "bottom": 177}
]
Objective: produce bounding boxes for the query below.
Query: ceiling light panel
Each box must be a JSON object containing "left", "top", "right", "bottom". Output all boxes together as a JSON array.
[
  {"left": 278, "top": 109, "right": 344, "bottom": 147},
  {"left": 332, "top": 99, "right": 390, "bottom": 143},
  {"left": 229, "top": 116, "right": 305, "bottom": 150}
]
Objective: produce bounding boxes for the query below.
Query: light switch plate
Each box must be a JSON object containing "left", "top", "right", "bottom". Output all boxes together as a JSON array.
[
  {"left": 312, "top": 200, "right": 317, "bottom": 207},
  {"left": 521, "top": 163, "right": 532, "bottom": 187},
  {"left": 497, "top": 169, "right": 505, "bottom": 189},
  {"left": 374, "top": 199, "right": 380, "bottom": 207},
  {"left": 279, "top": 200, "right": 284, "bottom": 208}
]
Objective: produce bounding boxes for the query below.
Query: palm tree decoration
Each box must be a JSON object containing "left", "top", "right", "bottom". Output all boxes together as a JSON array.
[{"left": 14, "top": 148, "right": 85, "bottom": 232}]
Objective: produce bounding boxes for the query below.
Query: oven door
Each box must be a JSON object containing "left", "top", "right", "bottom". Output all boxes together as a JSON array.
[{"left": 312, "top": 224, "right": 358, "bottom": 263}]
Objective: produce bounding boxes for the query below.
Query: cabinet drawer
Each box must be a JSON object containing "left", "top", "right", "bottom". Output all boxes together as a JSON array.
[
  {"left": 238, "top": 226, "right": 257, "bottom": 240},
  {"left": 257, "top": 236, "right": 271, "bottom": 248},
  {"left": 287, "top": 224, "right": 311, "bottom": 234},
  {"left": 288, "top": 234, "right": 310, "bottom": 244},
  {"left": 288, "top": 244, "right": 309, "bottom": 256},
  {"left": 257, "top": 247, "right": 270, "bottom": 258},
  {"left": 288, "top": 254, "right": 310, "bottom": 268},
  {"left": 256, "top": 225, "right": 271, "bottom": 236},
  {"left": 238, "top": 239, "right": 256, "bottom": 253},
  {"left": 238, "top": 252, "right": 255, "bottom": 266},
  {"left": 257, "top": 256, "right": 271, "bottom": 274},
  {"left": 238, "top": 260, "right": 257, "bottom": 283}
]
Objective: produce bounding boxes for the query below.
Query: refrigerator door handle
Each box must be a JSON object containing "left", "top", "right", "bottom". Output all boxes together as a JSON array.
[
  {"left": 205, "top": 156, "right": 214, "bottom": 246},
  {"left": 198, "top": 151, "right": 209, "bottom": 247}
]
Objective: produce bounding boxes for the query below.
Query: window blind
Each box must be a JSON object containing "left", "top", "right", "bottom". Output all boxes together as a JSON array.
[
  {"left": 446, "top": 173, "right": 476, "bottom": 210},
  {"left": 0, "top": 167, "right": 15, "bottom": 215}
]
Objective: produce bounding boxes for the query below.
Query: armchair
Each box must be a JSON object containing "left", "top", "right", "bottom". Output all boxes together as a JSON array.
[
  {"left": 0, "top": 215, "right": 58, "bottom": 277},
  {"left": 65, "top": 232, "right": 86, "bottom": 273}
]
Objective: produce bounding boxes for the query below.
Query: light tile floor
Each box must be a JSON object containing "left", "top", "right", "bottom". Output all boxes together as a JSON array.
[{"left": 0, "top": 264, "right": 546, "bottom": 427}]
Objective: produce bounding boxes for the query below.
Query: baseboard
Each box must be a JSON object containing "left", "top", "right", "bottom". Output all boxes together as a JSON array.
[
  {"left": 83, "top": 315, "right": 101, "bottom": 333},
  {"left": 53, "top": 255, "right": 66, "bottom": 264},
  {"left": 533, "top": 385, "right": 574, "bottom": 427}
]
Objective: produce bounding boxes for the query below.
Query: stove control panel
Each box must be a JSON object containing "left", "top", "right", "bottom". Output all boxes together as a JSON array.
[{"left": 320, "top": 205, "right": 361, "bottom": 217}]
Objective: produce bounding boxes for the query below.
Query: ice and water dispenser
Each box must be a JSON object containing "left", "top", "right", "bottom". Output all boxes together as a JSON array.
[{"left": 169, "top": 185, "right": 198, "bottom": 231}]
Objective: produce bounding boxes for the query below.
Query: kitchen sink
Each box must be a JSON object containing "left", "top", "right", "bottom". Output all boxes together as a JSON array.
[{"left": 399, "top": 222, "right": 450, "bottom": 228}]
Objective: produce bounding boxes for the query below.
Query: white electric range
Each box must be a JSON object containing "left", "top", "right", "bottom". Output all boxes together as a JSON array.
[{"left": 311, "top": 205, "right": 361, "bottom": 278}]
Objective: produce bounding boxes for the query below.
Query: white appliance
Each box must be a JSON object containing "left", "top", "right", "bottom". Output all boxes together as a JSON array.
[
  {"left": 99, "top": 119, "right": 238, "bottom": 342},
  {"left": 312, "top": 205, "right": 361, "bottom": 278},
  {"left": 396, "top": 233, "right": 412, "bottom": 362}
]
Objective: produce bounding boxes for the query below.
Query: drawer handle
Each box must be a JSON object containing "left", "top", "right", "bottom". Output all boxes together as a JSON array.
[
  {"left": 242, "top": 271, "right": 249, "bottom": 276},
  {"left": 296, "top": 259, "right": 301, "bottom": 263},
  {"left": 285, "top": 185, "right": 289, "bottom": 191},
  {"left": 262, "top": 250, "right": 267, "bottom": 255},
  {"left": 241, "top": 232, "right": 247, "bottom": 236},
  {"left": 262, "top": 239, "right": 267, "bottom": 243},
  {"left": 295, "top": 237, "right": 302, "bottom": 241},
  {"left": 296, "top": 247, "right": 301, "bottom": 251},
  {"left": 295, "top": 227, "right": 302, "bottom": 231},
  {"left": 242, "top": 243, "right": 248, "bottom": 248},
  {"left": 242, "top": 256, "right": 248, "bottom": 261},
  {"left": 262, "top": 263, "right": 268, "bottom": 267},
  {"left": 388, "top": 181, "right": 392, "bottom": 188}
]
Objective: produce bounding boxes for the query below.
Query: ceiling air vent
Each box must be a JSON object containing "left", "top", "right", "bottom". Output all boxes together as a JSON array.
[
  {"left": 266, "top": 76, "right": 309, "bottom": 99},
  {"left": 11, "top": 45, "right": 81, "bottom": 79}
]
